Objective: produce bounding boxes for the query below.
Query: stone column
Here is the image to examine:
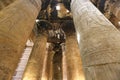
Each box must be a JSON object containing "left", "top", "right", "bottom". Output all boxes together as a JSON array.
[
  {"left": 61, "top": 43, "right": 67, "bottom": 80},
  {"left": 22, "top": 34, "right": 47, "bottom": 80},
  {"left": 71, "top": 0, "right": 120, "bottom": 80},
  {"left": 65, "top": 34, "right": 85, "bottom": 80},
  {"left": 53, "top": 49, "right": 63, "bottom": 80},
  {"left": 0, "top": 0, "right": 41, "bottom": 79},
  {"left": 110, "top": 1, "right": 120, "bottom": 20},
  {"left": 62, "top": 50, "right": 67, "bottom": 80},
  {"left": 0, "top": 0, "right": 16, "bottom": 10},
  {"left": 42, "top": 43, "right": 54, "bottom": 80}
]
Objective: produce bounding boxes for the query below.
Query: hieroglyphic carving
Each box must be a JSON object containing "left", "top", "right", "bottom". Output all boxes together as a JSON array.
[
  {"left": 72, "top": 1, "right": 115, "bottom": 33},
  {"left": 0, "top": 0, "right": 41, "bottom": 79},
  {"left": 71, "top": 0, "right": 120, "bottom": 80},
  {"left": 29, "top": 0, "right": 39, "bottom": 9},
  {"left": 72, "top": 0, "right": 120, "bottom": 65},
  {"left": 0, "top": 0, "right": 14, "bottom": 11}
]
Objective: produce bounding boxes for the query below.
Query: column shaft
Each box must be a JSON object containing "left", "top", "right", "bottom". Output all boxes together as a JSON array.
[
  {"left": 62, "top": 51, "right": 67, "bottom": 80},
  {"left": 0, "top": 0, "right": 41, "bottom": 79},
  {"left": 65, "top": 34, "right": 85, "bottom": 80},
  {"left": 111, "top": 1, "right": 120, "bottom": 20},
  {"left": 71, "top": 0, "right": 120, "bottom": 80},
  {"left": 22, "top": 34, "right": 47, "bottom": 80},
  {"left": 40, "top": 43, "right": 54, "bottom": 80},
  {"left": 44, "top": 43, "right": 54, "bottom": 80},
  {"left": 53, "top": 51, "right": 62, "bottom": 80}
]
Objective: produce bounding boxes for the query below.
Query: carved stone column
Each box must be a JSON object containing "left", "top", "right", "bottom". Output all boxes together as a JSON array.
[
  {"left": 22, "top": 34, "right": 47, "bottom": 80},
  {"left": 62, "top": 50, "right": 67, "bottom": 80},
  {"left": 110, "top": 1, "right": 120, "bottom": 20},
  {"left": 52, "top": 46, "right": 63, "bottom": 80},
  {"left": 65, "top": 34, "right": 85, "bottom": 80},
  {"left": 0, "top": 0, "right": 41, "bottom": 80},
  {"left": 71, "top": 0, "right": 120, "bottom": 80},
  {"left": 42, "top": 43, "right": 54, "bottom": 80}
]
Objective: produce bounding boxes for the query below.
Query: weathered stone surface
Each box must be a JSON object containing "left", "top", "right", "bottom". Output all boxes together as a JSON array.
[
  {"left": 65, "top": 33, "right": 85, "bottom": 80},
  {"left": 71, "top": 0, "right": 120, "bottom": 80},
  {"left": 0, "top": 0, "right": 41, "bottom": 79},
  {"left": 0, "top": 0, "right": 16, "bottom": 10},
  {"left": 22, "top": 34, "right": 47, "bottom": 80}
]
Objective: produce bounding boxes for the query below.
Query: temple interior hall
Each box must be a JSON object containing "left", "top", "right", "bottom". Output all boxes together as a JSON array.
[{"left": 0, "top": 0, "right": 120, "bottom": 80}]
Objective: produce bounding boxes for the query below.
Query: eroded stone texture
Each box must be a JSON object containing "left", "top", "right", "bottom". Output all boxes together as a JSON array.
[
  {"left": 0, "top": 0, "right": 41, "bottom": 79},
  {"left": 22, "top": 34, "right": 47, "bottom": 80},
  {"left": 65, "top": 33, "right": 85, "bottom": 80},
  {"left": 71, "top": 0, "right": 120, "bottom": 80}
]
